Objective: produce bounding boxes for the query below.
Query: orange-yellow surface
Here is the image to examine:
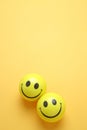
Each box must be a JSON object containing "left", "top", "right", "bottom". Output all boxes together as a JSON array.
[{"left": 0, "top": 0, "right": 87, "bottom": 130}]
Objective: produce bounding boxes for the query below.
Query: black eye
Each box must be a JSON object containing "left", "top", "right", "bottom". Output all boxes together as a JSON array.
[
  {"left": 34, "top": 83, "right": 39, "bottom": 89},
  {"left": 52, "top": 99, "right": 57, "bottom": 105},
  {"left": 43, "top": 101, "right": 48, "bottom": 107},
  {"left": 26, "top": 81, "right": 31, "bottom": 87}
]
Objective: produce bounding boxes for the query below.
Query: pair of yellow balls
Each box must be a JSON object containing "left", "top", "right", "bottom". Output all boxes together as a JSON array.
[{"left": 19, "top": 73, "right": 65, "bottom": 123}]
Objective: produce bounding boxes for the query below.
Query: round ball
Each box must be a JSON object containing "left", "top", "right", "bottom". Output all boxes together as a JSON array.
[
  {"left": 37, "top": 93, "right": 65, "bottom": 122},
  {"left": 19, "top": 73, "right": 46, "bottom": 101}
]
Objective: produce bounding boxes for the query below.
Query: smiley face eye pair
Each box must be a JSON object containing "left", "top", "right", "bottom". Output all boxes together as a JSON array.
[
  {"left": 26, "top": 81, "right": 39, "bottom": 89},
  {"left": 43, "top": 99, "right": 57, "bottom": 107},
  {"left": 19, "top": 73, "right": 65, "bottom": 123}
]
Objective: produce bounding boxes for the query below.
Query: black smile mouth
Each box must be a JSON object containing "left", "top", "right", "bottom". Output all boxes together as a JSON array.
[
  {"left": 21, "top": 87, "right": 42, "bottom": 98},
  {"left": 39, "top": 103, "right": 62, "bottom": 118}
]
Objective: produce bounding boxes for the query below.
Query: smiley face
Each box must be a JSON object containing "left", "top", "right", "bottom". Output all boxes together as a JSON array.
[
  {"left": 19, "top": 74, "right": 46, "bottom": 101},
  {"left": 37, "top": 93, "right": 65, "bottom": 122}
]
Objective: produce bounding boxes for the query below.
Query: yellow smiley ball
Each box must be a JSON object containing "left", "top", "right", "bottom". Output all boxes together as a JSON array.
[
  {"left": 37, "top": 93, "right": 65, "bottom": 122},
  {"left": 19, "top": 73, "right": 46, "bottom": 101}
]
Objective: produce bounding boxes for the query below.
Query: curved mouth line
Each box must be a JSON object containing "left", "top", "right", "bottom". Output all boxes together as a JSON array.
[
  {"left": 39, "top": 103, "right": 62, "bottom": 118},
  {"left": 21, "top": 87, "right": 42, "bottom": 98}
]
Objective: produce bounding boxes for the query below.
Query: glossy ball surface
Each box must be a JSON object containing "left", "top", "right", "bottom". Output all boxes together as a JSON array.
[
  {"left": 37, "top": 93, "right": 65, "bottom": 122},
  {"left": 19, "top": 73, "right": 46, "bottom": 101}
]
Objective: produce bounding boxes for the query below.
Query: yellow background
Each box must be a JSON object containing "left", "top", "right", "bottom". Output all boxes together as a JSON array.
[{"left": 0, "top": 0, "right": 87, "bottom": 130}]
